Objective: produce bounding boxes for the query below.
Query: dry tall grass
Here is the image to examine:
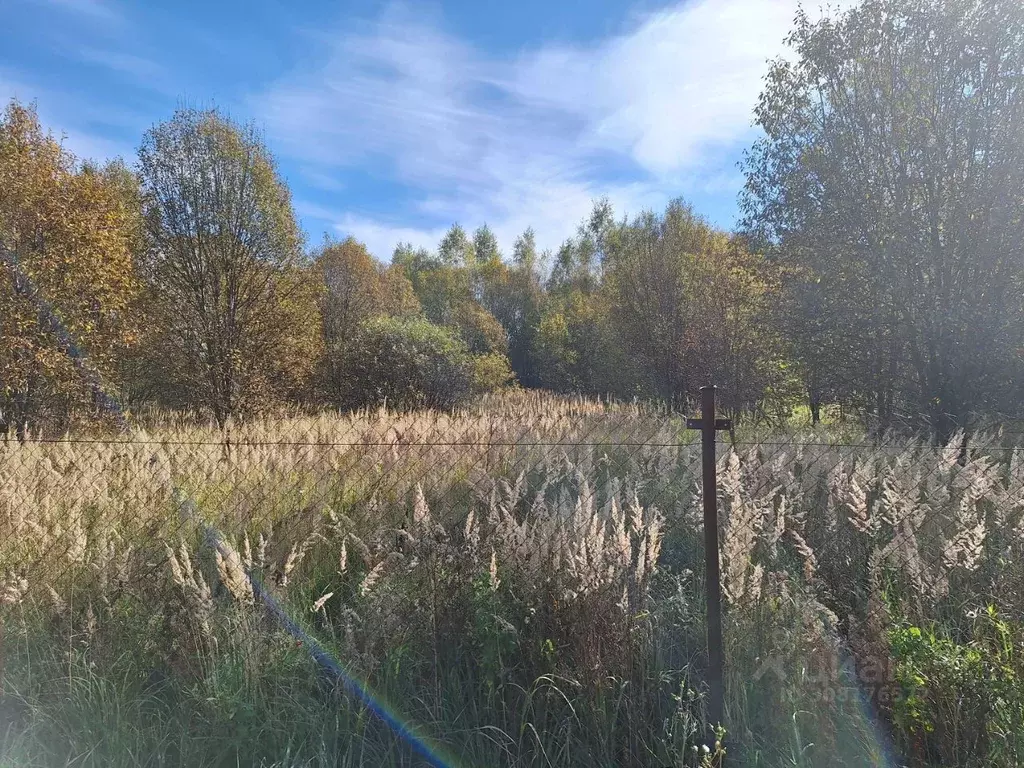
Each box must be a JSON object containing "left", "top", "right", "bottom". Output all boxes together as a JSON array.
[{"left": 1, "top": 398, "right": 1023, "bottom": 766}]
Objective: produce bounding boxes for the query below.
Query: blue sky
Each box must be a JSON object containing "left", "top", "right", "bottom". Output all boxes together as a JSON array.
[{"left": 2, "top": 0, "right": 831, "bottom": 260}]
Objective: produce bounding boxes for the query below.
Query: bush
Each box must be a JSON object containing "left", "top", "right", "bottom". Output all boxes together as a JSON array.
[
  {"left": 334, "top": 316, "right": 509, "bottom": 411},
  {"left": 471, "top": 353, "right": 515, "bottom": 394},
  {"left": 889, "top": 610, "right": 1024, "bottom": 765},
  {"left": 448, "top": 301, "right": 509, "bottom": 356}
]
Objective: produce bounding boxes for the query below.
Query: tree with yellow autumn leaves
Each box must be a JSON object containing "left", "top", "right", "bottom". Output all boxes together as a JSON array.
[
  {"left": 136, "top": 107, "right": 320, "bottom": 426},
  {"left": 0, "top": 102, "right": 139, "bottom": 438}
]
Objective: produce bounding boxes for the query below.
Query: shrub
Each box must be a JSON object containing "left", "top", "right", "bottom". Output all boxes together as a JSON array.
[
  {"left": 448, "top": 300, "right": 509, "bottom": 356},
  {"left": 471, "top": 353, "right": 515, "bottom": 394},
  {"left": 889, "top": 609, "right": 1024, "bottom": 765},
  {"left": 334, "top": 316, "right": 508, "bottom": 411}
]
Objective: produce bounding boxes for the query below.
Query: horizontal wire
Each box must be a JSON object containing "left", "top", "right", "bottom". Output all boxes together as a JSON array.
[
  {"left": 732, "top": 440, "right": 1024, "bottom": 451},
  {"left": 4, "top": 437, "right": 693, "bottom": 448},
  {"left": 9, "top": 437, "right": 1024, "bottom": 451}
]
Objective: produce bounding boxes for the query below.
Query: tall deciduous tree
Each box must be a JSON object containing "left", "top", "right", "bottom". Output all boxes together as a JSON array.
[
  {"left": 379, "top": 264, "right": 422, "bottom": 318},
  {"left": 317, "top": 237, "right": 384, "bottom": 348},
  {"left": 506, "top": 228, "right": 545, "bottom": 387},
  {"left": 472, "top": 224, "right": 500, "bottom": 265},
  {"left": 534, "top": 203, "right": 636, "bottom": 396},
  {"left": 438, "top": 223, "right": 475, "bottom": 266},
  {"left": 604, "top": 200, "right": 788, "bottom": 413},
  {"left": 138, "top": 107, "right": 317, "bottom": 425},
  {"left": 314, "top": 236, "right": 384, "bottom": 401},
  {"left": 0, "top": 101, "right": 138, "bottom": 437},
  {"left": 742, "top": 0, "right": 1024, "bottom": 434},
  {"left": 473, "top": 227, "right": 545, "bottom": 386},
  {"left": 313, "top": 236, "right": 422, "bottom": 403}
]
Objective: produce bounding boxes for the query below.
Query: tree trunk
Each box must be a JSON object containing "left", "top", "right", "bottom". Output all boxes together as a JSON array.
[
  {"left": 15, "top": 417, "right": 28, "bottom": 444},
  {"left": 809, "top": 390, "right": 822, "bottom": 426}
]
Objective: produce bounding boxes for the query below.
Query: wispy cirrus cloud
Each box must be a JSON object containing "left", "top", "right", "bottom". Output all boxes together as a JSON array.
[
  {"left": 507, "top": 0, "right": 802, "bottom": 174},
  {"left": 6, "top": 0, "right": 851, "bottom": 258},
  {"left": 76, "top": 47, "right": 164, "bottom": 80},
  {"left": 257, "top": 0, "right": 842, "bottom": 259}
]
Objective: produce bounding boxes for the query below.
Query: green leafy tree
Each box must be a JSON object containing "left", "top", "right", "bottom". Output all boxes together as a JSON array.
[
  {"left": 472, "top": 224, "right": 500, "bottom": 265},
  {"left": 392, "top": 242, "right": 437, "bottom": 277},
  {"left": 474, "top": 228, "right": 545, "bottom": 386},
  {"left": 379, "top": 264, "right": 422, "bottom": 318},
  {"left": 449, "top": 300, "right": 509, "bottom": 356},
  {"left": 438, "top": 223, "right": 475, "bottom": 267},
  {"left": 604, "top": 200, "right": 788, "bottom": 414},
  {"left": 312, "top": 237, "right": 422, "bottom": 402},
  {"left": 548, "top": 199, "right": 613, "bottom": 295},
  {"left": 742, "top": 0, "right": 1024, "bottom": 434},
  {"left": 415, "top": 265, "right": 472, "bottom": 326},
  {"left": 505, "top": 228, "right": 545, "bottom": 386},
  {"left": 395, "top": 226, "right": 510, "bottom": 361},
  {"left": 336, "top": 316, "right": 505, "bottom": 411},
  {"left": 533, "top": 288, "right": 628, "bottom": 396}
]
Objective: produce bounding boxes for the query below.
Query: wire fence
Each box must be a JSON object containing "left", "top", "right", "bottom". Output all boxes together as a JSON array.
[
  {"left": 722, "top": 423, "right": 1024, "bottom": 764},
  {"left": 3, "top": 403, "right": 1024, "bottom": 765},
  {"left": 1, "top": 408, "right": 707, "bottom": 765}
]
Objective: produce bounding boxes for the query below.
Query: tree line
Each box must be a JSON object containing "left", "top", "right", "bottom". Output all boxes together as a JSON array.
[{"left": 3, "top": 0, "right": 1024, "bottom": 438}]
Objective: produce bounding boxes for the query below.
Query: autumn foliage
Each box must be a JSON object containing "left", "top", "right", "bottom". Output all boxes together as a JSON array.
[{"left": 0, "top": 102, "right": 138, "bottom": 436}]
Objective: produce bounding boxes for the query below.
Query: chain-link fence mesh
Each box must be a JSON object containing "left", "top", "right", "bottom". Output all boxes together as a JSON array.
[
  {"left": 4, "top": 407, "right": 1023, "bottom": 766},
  {"left": 721, "top": 431, "right": 1024, "bottom": 765},
  {"left": 1, "top": 402, "right": 713, "bottom": 766}
]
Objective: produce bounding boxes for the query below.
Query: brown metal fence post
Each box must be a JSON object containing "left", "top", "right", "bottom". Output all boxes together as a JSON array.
[{"left": 687, "top": 385, "right": 728, "bottom": 745}]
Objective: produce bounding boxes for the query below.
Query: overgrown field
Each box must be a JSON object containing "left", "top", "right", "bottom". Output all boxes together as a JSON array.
[{"left": 1, "top": 394, "right": 1023, "bottom": 767}]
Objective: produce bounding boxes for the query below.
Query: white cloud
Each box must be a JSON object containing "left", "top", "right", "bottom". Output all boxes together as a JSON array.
[
  {"left": 258, "top": 0, "right": 838, "bottom": 257},
  {"left": 76, "top": 47, "right": 164, "bottom": 80},
  {"left": 294, "top": 201, "right": 442, "bottom": 257},
  {"left": 509, "top": 0, "right": 802, "bottom": 173},
  {"left": 334, "top": 214, "right": 450, "bottom": 261}
]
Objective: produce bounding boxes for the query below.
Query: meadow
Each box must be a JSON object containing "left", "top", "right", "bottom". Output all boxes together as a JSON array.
[{"left": 1, "top": 392, "right": 1023, "bottom": 767}]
